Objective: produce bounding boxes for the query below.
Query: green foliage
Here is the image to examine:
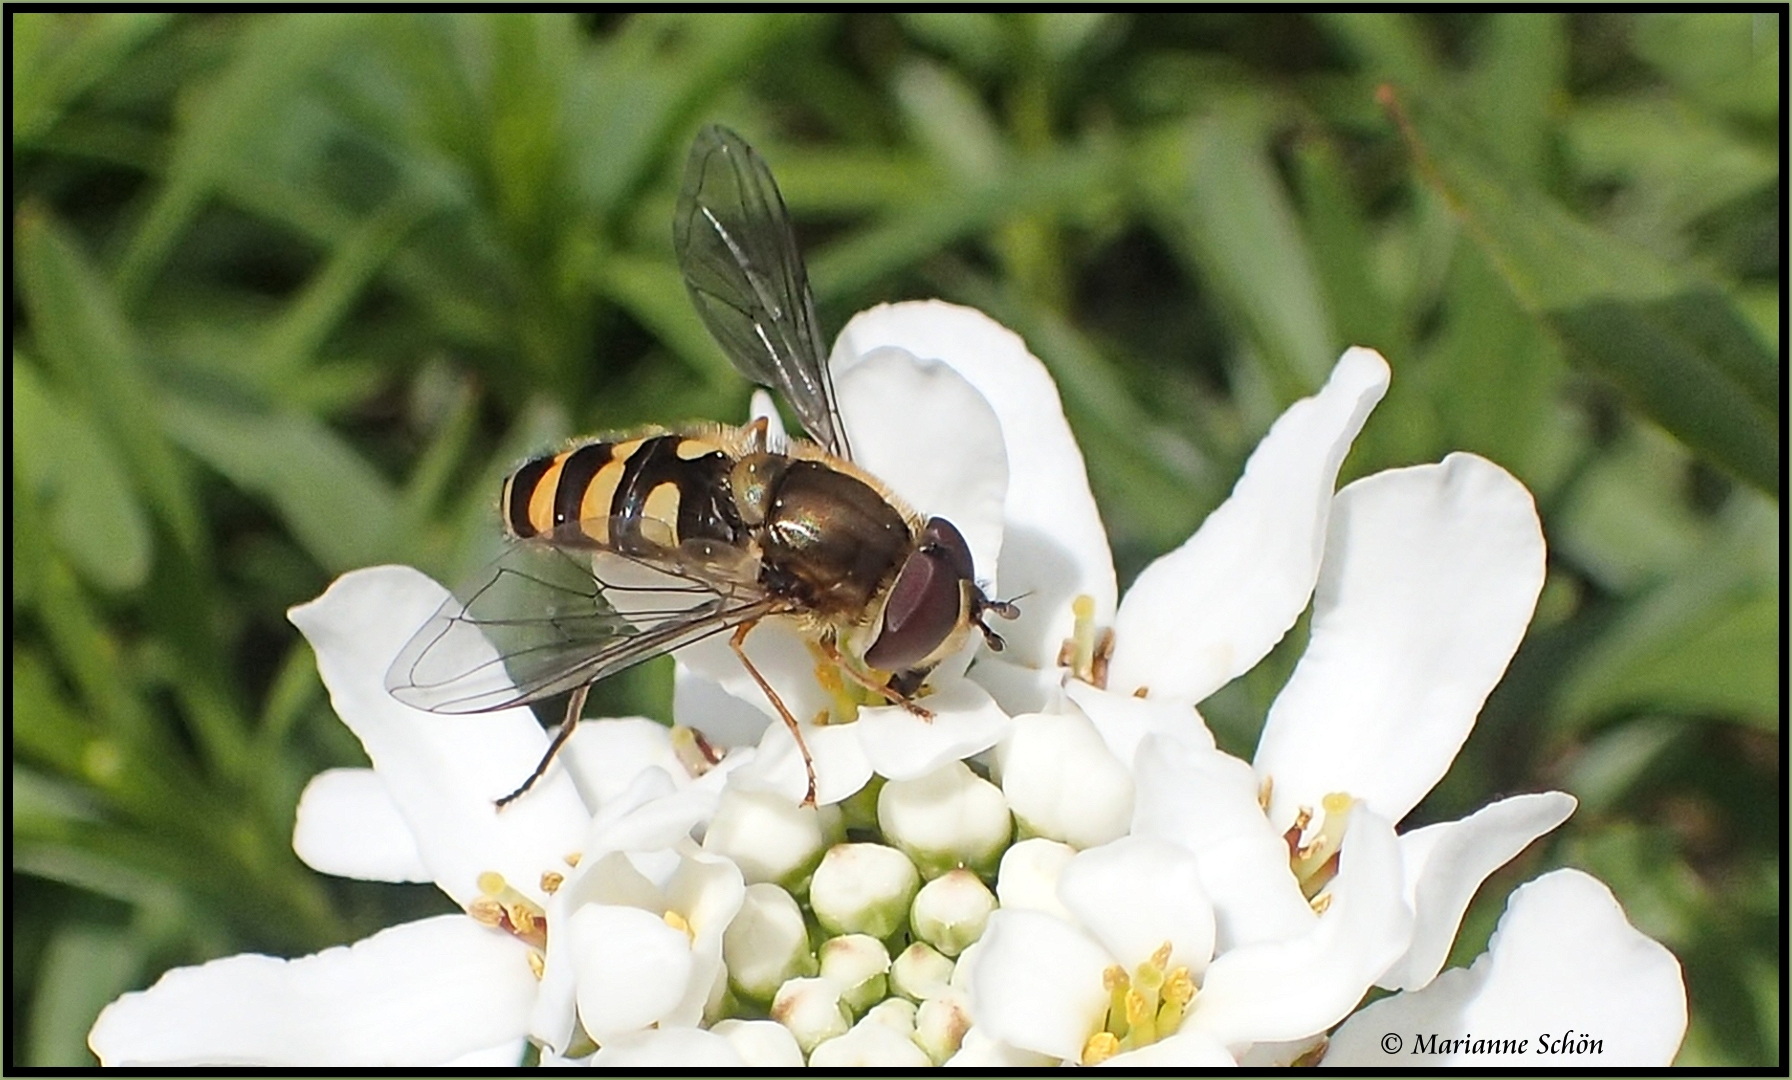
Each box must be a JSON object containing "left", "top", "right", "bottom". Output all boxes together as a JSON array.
[{"left": 10, "top": 12, "right": 1778, "bottom": 1066}]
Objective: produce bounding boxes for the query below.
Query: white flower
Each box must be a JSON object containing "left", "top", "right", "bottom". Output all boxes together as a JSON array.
[
  {"left": 89, "top": 567, "right": 740, "bottom": 1066},
  {"left": 1322, "top": 869, "right": 1687, "bottom": 1065}
]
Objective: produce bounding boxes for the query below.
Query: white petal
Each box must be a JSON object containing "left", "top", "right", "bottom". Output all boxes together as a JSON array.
[
  {"left": 1255, "top": 454, "right": 1546, "bottom": 830},
  {"left": 944, "top": 1027, "right": 1061, "bottom": 1067},
  {"left": 967, "top": 908, "right": 1113, "bottom": 1061},
  {"left": 1065, "top": 680, "right": 1215, "bottom": 770},
  {"left": 568, "top": 905, "right": 694, "bottom": 1042},
  {"left": 1323, "top": 869, "right": 1687, "bottom": 1066},
  {"left": 292, "top": 768, "right": 429, "bottom": 883},
  {"left": 732, "top": 719, "right": 873, "bottom": 807},
  {"left": 676, "top": 618, "right": 831, "bottom": 740},
  {"left": 1109, "top": 347, "right": 1389, "bottom": 702},
  {"left": 559, "top": 718, "right": 682, "bottom": 807},
  {"left": 710, "top": 1018, "right": 805, "bottom": 1067},
  {"left": 287, "top": 567, "right": 591, "bottom": 906},
  {"left": 88, "top": 915, "right": 533, "bottom": 1066},
  {"left": 1189, "top": 807, "right": 1411, "bottom": 1047},
  {"left": 856, "top": 677, "right": 1012, "bottom": 781},
  {"left": 661, "top": 852, "right": 748, "bottom": 1027},
  {"left": 968, "top": 653, "right": 1067, "bottom": 717},
  {"left": 589, "top": 1027, "right": 744, "bottom": 1067},
  {"left": 835, "top": 301, "right": 1116, "bottom": 668},
  {"left": 1379, "top": 792, "right": 1577, "bottom": 991},
  {"left": 1058, "top": 836, "right": 1216, "bottom": 977},
  {"left": 1131, "top": 735, "right": 1314, "bottom": 950},
  {"left": 1102, "top": 1029, "right": 1238, "bottom": 1066},
  {"left": 833, "top": 340, "right": 1010, "bottom": 590},
  {"left": 673, "top": 661, "right": 771, "bottom": 748},
  {"left": 995, "top": 710, "right": 1133, "bottom": 849},
  {"left": 440, "top": 1039, "right": 527, "bottom": 1066}
]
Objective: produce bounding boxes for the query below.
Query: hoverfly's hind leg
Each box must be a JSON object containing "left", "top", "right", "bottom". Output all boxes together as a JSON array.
[
  {"left": 731, "top": 619, "right": 818, "bottom": 807},
  {"left": 816, "top": 637, "right": 934, "bottom": 721},
  {"left": 496, "top": 682, "right": 591, "bottom": 809}
]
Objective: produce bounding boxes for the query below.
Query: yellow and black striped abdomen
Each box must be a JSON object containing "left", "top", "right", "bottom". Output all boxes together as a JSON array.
[{"left": 501, "top": 432, "right": 744, "bottom": 551}]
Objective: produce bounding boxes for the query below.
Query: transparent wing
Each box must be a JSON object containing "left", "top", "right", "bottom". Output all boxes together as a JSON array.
[
  {"left": 387, "top": 530, "right": 778, "bottom": 715},
  {"left": 674, "top": 124, "right": 850, "bottom": 459}
]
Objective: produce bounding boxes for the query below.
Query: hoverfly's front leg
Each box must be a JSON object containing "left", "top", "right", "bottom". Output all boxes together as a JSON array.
[
  {"left": 816, "top": 637, "right": 934, "bottom": 721},
  {"left": 732, "top": 619, "right": 818, "bottom": 807},
  {"left": 496, "top": 682, "right": 591, "bottom": 809}
]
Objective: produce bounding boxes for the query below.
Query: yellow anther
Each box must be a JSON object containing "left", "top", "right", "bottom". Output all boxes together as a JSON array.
[
  {"left": 1310, "top": 891, "right": 1335, "bottom": 916},
  {"left": 1258, "top": 775, "right": 1274, "bottom": 811},
  {"left": 1161, "top": 967, "right": 1195, "bottom": 1009},
  {"left": 527, "top": 949, "right": 546, "bottom": 980},
  {"left": 1081, "top": 1031, "right": 1121, "bottom": 1066},
  {"left": 1148, "top": 941, "right": 1173, "bottom": 973},
  {"left": 467, "top": 897, "right": 504, "bottom": 928},
  {"left": 540, "top": 871, "right": 565, "bottom": 894},
  {"left": 663, "top": 909, "right": 694, "bottom": 939},
  {"left": 1126, "top": 988, "right": 1157, "bottom": 1044},
  {"left": 1102, "top": 964, "right": 1129, "bottom": 993},
  {"left": 508, "top": 903, "right": 539, "bottom": 939},
  {"left": 564, "top": 852, "right": 582, "bottom": 868}
]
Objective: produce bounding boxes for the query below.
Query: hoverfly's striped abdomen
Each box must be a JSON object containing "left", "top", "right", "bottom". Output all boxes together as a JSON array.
[{"left": 502, "top": 432, "right": 743, "bottom": 551}]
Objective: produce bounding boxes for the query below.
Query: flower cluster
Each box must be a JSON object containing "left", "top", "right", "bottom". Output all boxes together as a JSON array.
[{"left": 88, "top": 302, "right": 1686, "bottom": 1067}]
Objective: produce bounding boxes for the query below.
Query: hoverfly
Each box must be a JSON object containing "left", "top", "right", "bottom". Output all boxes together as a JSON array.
[{"left": 387, "top": 125, "right": 1016, "bottom": 807}]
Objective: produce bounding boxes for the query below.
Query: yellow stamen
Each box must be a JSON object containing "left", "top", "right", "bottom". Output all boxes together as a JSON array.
[
  {"left": 1081, "top": 1031, "right": 1121, "bottom": 1066},
  {"left": 527, "top": 949, "right": 546, "bottom": 980},
  {"left": 663, "top": 909, "right": 694, "bottom": 940},
  {"left": 467, "top": 897, "right": 504, "bottom": 928},
  {"left": 670, "top": 725, "right": 721, "bottom": 777},
  {"left": 1310, "top": 891, "right": 1334, "bottom": 916},
  {"left": 564, "top": 852, "right": 582, "bottom": 868},
  {"left": 540, "top": 871, "right": 564, "bottom": 894},
  {"left": 1126, "top": 988, "right": 1155, "bottom": 1045},
  {"left": 1258, "top": 775, "right": 1274, "bottom": 812},
  {"left": 476, "top": 871, "right": 548, "bottom": 947}
]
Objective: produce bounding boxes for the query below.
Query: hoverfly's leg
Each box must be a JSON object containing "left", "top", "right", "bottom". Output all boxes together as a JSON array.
[
  {"left": 731, "top": 620, "right": 818, "bottom": 807},
  {"left": 496, "top": 683, "right": 591, "bottom": 809},
  {"left": 816, "top": 637, "right": 934, "bottom": 721}
]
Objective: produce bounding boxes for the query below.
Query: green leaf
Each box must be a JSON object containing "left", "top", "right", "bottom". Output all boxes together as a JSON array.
[
  {"left": 15, "top": 209, "right": 204, "bottom": 555},
  {"left": 12, "top": 360, "right": 152, "bottom": 593},
  {"left": 158, "top": 391, "right": 399, "bottom": 573},
  {"left": 115, "top": 12, "right": 361, "bottom": 296},
  {"left": 1390, "top": 87, "right": 1781, "bottom": 494},
  {"left": 1153, "top": 111, "right": 1337, "bottom": 398},
  {"left": 26, "top": 922, "right": 145, "bottom": 1066},
  {"left": 11, "top": 11, "right": 174, "bottom": 147}
]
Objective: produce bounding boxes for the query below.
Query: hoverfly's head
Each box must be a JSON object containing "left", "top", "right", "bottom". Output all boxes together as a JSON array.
[{"left": 864, "top": 517, "right": 1019, "bottom": 674}]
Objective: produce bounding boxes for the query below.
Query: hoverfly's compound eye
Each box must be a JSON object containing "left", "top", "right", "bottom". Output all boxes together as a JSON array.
[
  {"left": 919, "top": 517, "right": 976, "bottom": 581},
  {"left": 864, "top": 534, "right": 971, "bottom": 673}
]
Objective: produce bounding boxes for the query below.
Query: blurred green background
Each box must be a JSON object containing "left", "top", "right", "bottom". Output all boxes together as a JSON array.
[{"left": 10, "top": 12, "right": 1779, "bottom": 1067}]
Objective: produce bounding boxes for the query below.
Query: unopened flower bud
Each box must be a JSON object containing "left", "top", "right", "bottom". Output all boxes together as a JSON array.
[
  {"left": 770, "top": 976, "right": 850, "bottom": 1054},
  {"left": 809, "top": 1017, "right": 933, "bottom": 1068},
  {"left": 915, "top": 988, "right": 974, "bottom": 1063},
  {"left": 818, "top": 934, "right": 891, "bottom": 1014},
  {"left": 709, "top": 1018, "right": 804, "bottom": 1068},
  {"left": 995, "top": 836, "right": 1076, "bottom": 919},
  {"left": 810, "top": 843, "right": 919, "bottom": 939},
  {"left": 889, "top": 940, "right": 955, "bottom": 1002},
  {"left": 910, "top": 869, "right": 996, "bottom": 956},
  {"left": 996, "top": 711, "right": 1132, "bottom": 848},
  {"left": 861, "top": 995, "right": 918, "bottom": 1036},
  {"left": 877, "top": 760, "right": 1013, "bottom": 877},
  {"left": 724, "top": 882, "right": 813, "bottom": 1002},
  {"left": 703, "top": 787, "right": 842, "bottom": 887}
]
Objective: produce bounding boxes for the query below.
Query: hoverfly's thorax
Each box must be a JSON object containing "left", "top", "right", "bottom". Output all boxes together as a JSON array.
[
  {"left": 729, "top": 452, "right": 790, "bottom": 528},
  {"left": 500, "top": 432, "right": 744, "bottom": 552},
  {"left": 758, "top": 460, "right": 913, "bottom": 616}
]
